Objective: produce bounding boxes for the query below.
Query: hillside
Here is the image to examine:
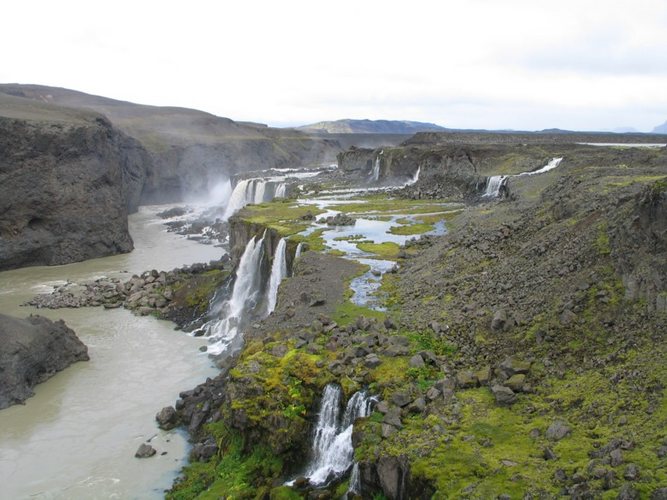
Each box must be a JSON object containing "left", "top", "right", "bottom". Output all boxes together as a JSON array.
[
  {"left": 0, "top": 84, "right": 340, "bottom": 202},
  {"left": 298, "top": 119, "right": 447, "bottom": 134},
  {"left": 653, "top": 121, "right": 667, "bottom": 134}
]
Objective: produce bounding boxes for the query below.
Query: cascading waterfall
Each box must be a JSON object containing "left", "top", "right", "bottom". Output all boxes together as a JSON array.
[
  {"left": 302, "top": 384, "right": 376, "bottom": 487},
  {"left": 295, "top": 242, "right": 304, "bottom": 260},
  {"left": 483, "top": 175, "right": 508, "bottom": 197},
  {"left": 517, "top": 157, "right": 563, "bottom": 177},
  {"left": 347, "top": 463, "right": 361, "bottom": 496},
  {"left": 223, "top": 179, "right": 289, "bottom": 220},
  {"left": 369, "top": 150, "right": 383, "bottom": 182},
  {"left": 405, "top": 166, "right": 421, "bottom": 186},
  {"left": 483, "top": 157, "right": 564, "bottom": 199},
  {"left": 204, "top": 232, "right": 266, "bottom": 355},
  {"left": 266, "top": 238, "right": 287, "bottom": 314}
]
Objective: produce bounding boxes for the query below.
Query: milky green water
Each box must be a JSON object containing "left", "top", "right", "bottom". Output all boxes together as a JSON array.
[{"left": 0, "top": 206, "right": 222, "bottom": 499}]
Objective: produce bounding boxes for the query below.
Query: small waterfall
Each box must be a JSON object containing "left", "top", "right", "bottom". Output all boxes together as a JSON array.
[
  {"left": 302, "top": 385, "right": 375, "bottom": 487},
  {"left": 254, "top": 180, "right": 267, "bottom": 204},
  {"left": 223, "top": 179, "right": 289, "bottom": 219},
  {"left": 266, "top": 238, "right": 287, "bottom": 314},
  {"left": 483, "top": 175, "right": 508, "bottom": 198},
  {"left": 369, "top": 150, "right": 383, "bottom": 182},
  {"left": 347, "top": 462, "right": 361, "bottom": 496},
  {"left": 405, "top": 166, "right": 420, "bottom": 186},
  {"left": 517, "top": 157, "right": 563, "bottom": 177},
  {"left": 275, "top": 183, "right": 287, "bottom": 198},
  {"left": 205, "top": 232, "right": 266, "bottom": 355},
  {"left": 295, "top": 242, "right": 304, "bottom": 260},
  {"left": 483, "top": 157, "right": 564, "bottom": 199}
]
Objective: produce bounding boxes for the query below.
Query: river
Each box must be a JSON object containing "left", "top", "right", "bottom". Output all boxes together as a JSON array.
[{"left": 0, "top": 205, "right": 222, "bottom": 499}]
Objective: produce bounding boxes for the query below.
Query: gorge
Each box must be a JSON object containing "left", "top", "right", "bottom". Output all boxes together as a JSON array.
[{"left": 1, "top": 86, "right": 666, "bottom": 499}]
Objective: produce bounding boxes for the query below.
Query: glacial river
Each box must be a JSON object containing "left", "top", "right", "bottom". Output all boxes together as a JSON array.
[{"left": 0, "top": 206, "right": 221, "bottom": 499}]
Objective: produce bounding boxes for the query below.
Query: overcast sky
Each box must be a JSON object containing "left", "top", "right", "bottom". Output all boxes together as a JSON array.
[{"left": 2, "top": 0, "right": 667, "bottom": 131}]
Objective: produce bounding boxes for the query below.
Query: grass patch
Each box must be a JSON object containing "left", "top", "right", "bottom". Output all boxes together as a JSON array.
[
  {"left": 356, "top": 241, "right": 401, "bottom": 259},
  {"left": 388, "top": 223, "right": 434, "bottom": 236}
]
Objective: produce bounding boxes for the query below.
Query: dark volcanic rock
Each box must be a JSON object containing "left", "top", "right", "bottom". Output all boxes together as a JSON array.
[
  {"left": 0, "top": 100, "right": 149, "bottom": 270},
  {"left": 0, "top": 313, "right": 89, "bottom": 409}
]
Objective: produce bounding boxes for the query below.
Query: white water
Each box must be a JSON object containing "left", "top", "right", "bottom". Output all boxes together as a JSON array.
[
  {"left": 484, "top": 157, "right": 564, "bottom": 198},
  {"left": 369, "top": 151, "right": 383, "bottom": 182},
  {"left": 348, "top": 462, "right": 361, "bottom": 496},
  {"left": 223, "top": 179, "right": 288, "bottom": 220},
  {"left": 405, "top": 166, "right": 421, "bottom": 186},
  {"left": 204, "top": 232, "right": 266, "bottom": 355},
  {"left": 266, "top": 238, "right": 287, "bottom": 314},
  {"left": 275, "top": 183, "right": 287, "bottom": 198},
  {"left": 516, "top": 157, "right": 563, "bottom": 177},
  {"left": 483, "top": 175, "right": 508, "bottom": 197},
  {"left": 303, "top": 384, "right": 375, "bottom": 487},
  {"left": 295, "top": 242, "right": 304, "bottom": 260}
]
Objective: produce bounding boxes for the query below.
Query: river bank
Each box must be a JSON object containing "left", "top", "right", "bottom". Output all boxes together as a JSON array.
[{"left": 0, "top": 205, "right": 222, "bottom": 499}]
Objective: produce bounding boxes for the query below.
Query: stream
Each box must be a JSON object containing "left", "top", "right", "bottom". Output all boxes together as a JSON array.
[{"left": 0, "top": 206, "right": 221, "bottom": 499}]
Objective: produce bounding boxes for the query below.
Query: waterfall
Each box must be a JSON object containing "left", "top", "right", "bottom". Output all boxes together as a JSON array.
[
  {"left": 369, "top": 151, "right": 383, "bottom": 182},
  {"left": 483, "top": 175, "right": 508, "bottom": 197},
  {"left": 266, "top": 238, "right": 287, "bottom": 314},
  {"left": 405, "top": 166, "right": 420, "bottom": 186},
  {"left": 483, "top": 157, "right": 564, "bottom": 199},
  {"left": 295, "top": 242, "right": 303, "bottom": 260},
  {"left": 206, "top": 178, "right": 232, "bottom": 208},
  {"left": 223, "top": 179, "right": 289, "bottom": 220},
  {"left": 254, "top": 180, "right": 267, "bottom": 204},
  {"left": 302, "top": 385, "right": 375, "bottom": 487},
  {"left": 348, "top": 463, "right": 361, "bottom": 496},
  {"left": 204, "top": 232, "right": 266, "bottom": 355},
  {"left": 517, "top": 157, "right": 563, "bottom": 177}
]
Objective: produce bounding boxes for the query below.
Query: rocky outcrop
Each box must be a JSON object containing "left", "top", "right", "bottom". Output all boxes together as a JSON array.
[
  {"left": 0, "top": 97, "right": 150, "bottom": 270},
  {"left": 0, "top": 313, "right": 89, "bottom": 409},
  {"left": 612, "top": 179, "right": 667, "bottom": 312},
  {"left": 337, "top": 145, "right": 486, "bottom": 198}
]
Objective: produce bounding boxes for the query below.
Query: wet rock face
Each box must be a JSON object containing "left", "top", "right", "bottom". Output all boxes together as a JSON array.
[
  {"left": 0, "top": 115, "right": 148, "bottom": 270},
  {"left": 0, "top": 313, "right": 89, "bottom": 409}
]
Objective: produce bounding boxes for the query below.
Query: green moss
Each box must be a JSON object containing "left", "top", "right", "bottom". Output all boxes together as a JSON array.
[
  {"left": 239, "top": 200, "right": 324, "bottom": 236},
  {"left": 356, "top": 242, "right": 401, "bottom": 259},
  {"left": 596, "top": 222, "right": 611, "bottom": 255},
  {"left": 290, "top": 228, "right": 326, "bottom": 252},
  {"left": 172, "top": 269, "right": 229, "bottom": 314},
  {"left": 406, "top": 330, "right": 457, "bottom": 357},
  {"left": 168, "top": 426, "right": 282, "bottom": 499},
  {"left": 332, "top": 301, "right": 385, "bottom": 327},
  {"left": 388, "top": 223, "right": 434, "bottom": 236}
]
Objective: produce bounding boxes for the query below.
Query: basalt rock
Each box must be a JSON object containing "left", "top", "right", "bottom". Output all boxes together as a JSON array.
[
  {"left": 0, "top": 96, "right": 149, "bottom": 270},
  {"left": 0, "top": 313, "right": 89, "bottom": 409}
]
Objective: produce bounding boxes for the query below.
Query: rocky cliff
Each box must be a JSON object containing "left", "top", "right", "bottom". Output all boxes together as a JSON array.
[
  {"left": 0, "top": 84, "right": 341, "bottom": 203},
  {"left": 0, "top": 93, "right": 152, "bottom": 270},
  {"left": 0, "top": 313, "right": 89, "bottom": 409}
]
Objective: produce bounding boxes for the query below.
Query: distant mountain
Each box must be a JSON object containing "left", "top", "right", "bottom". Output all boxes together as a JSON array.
[
  {"left": 611, "top": 126, "right": 639, "bottom": 133},
  {"left": 298, "top": 119, "right": 447, "bottom": 134},
  {"left": 652, "top": 121, "right": 667, "bottom": 134}
]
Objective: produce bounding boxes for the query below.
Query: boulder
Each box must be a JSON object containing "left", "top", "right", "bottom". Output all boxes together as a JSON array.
[
  {"left": 491, "top": 385, "right": 517, "bottom": 405},
  {"left": 491, "top": 309, "right": 507, "bottom": 331},
  {"left": 505, "top": 374, "right": 526, "bottom": 392},
  {"left": 135, "top": 443, "right": 157, "bottom": 458},
  {"left": 546, "top": 420, "right": 571, "bottom": 441},
  {"left": 408, "top": 354, "right": 425, "bottom": 369},
  {"left": 456, "top": 370, "right": 478, "bottom": 389},
  {"left": 156, "top": 406, "right": 179, "bottom": 430},
  {"left": 498, "top": 357, "right": 531, "bottom": 377},
  {"left": 0, "top": 313, "right": 89, "bottom": 409}
]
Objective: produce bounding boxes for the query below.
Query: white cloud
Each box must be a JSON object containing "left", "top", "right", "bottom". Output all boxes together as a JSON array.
[{"left": 2, "top": 0, "right": 667, "bottom": 131}]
